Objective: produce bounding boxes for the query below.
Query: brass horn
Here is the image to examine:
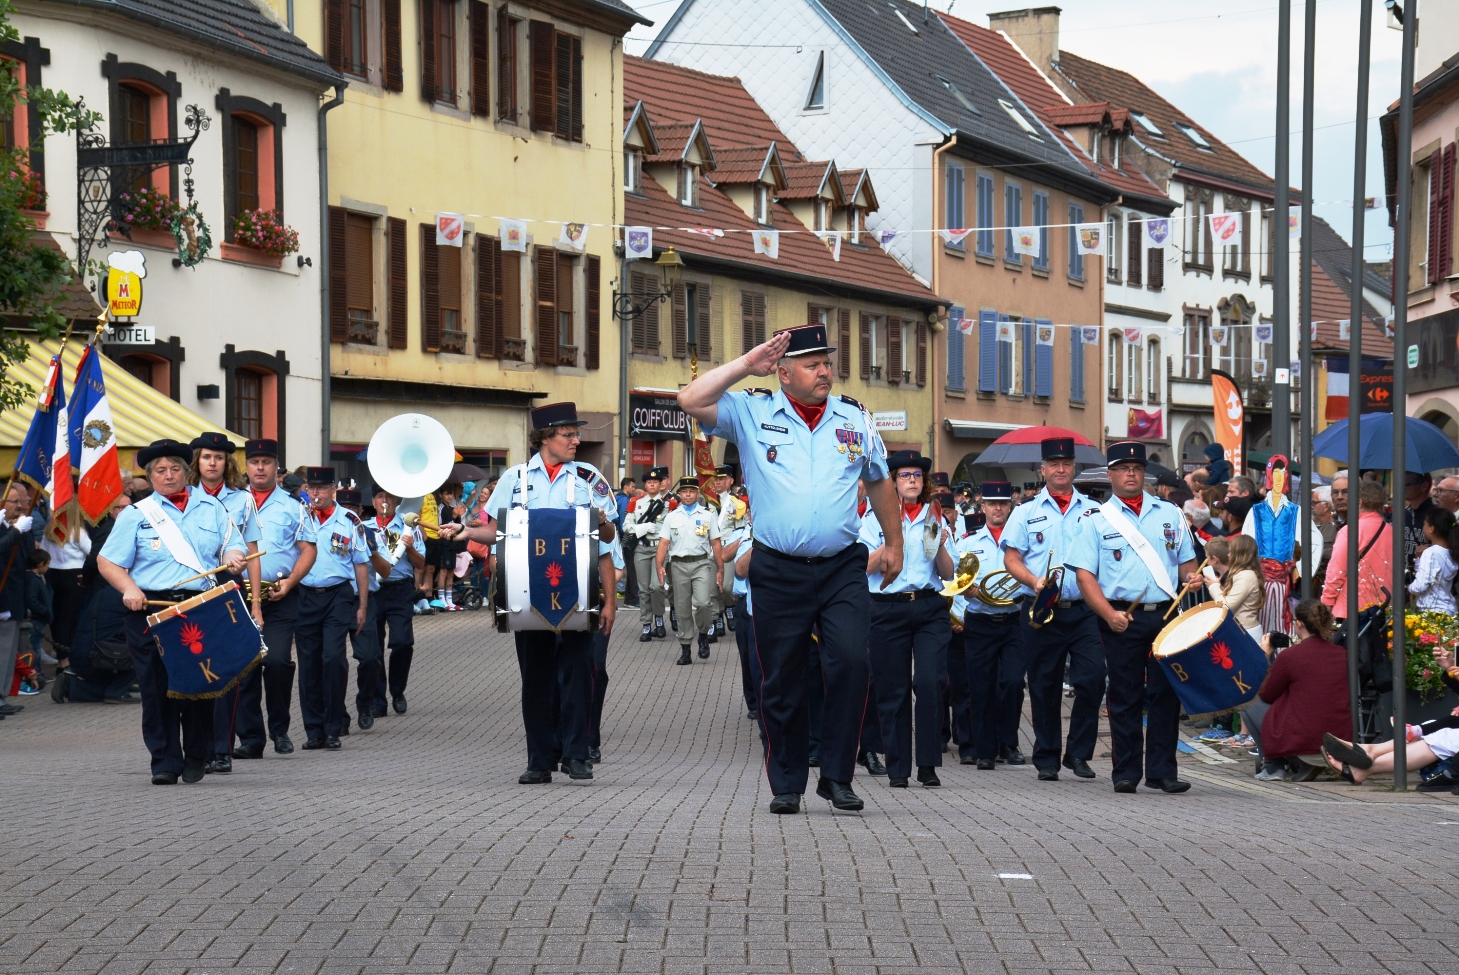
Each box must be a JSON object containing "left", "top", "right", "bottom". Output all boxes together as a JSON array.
[
  {"left": 973, "top": 569, "right": 1021, "bottom": 607},
  {"left": 939, "top": 551, "right": 980, "bottom": 598}
]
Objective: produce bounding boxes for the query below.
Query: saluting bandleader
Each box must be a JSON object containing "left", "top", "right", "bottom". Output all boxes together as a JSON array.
[{"left": 679, "top": 324, "right": 901, "bottom": 815}]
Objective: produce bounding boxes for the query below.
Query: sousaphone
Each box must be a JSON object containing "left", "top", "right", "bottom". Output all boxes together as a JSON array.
[{"left": 367, "top": 413, "right": 457, "bottom": 499}]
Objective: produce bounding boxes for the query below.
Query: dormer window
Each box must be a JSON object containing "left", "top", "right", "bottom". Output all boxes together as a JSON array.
[
  {"left": 754, "top": 183, "right": 771, "bottom": 224},
  {"left": 625, "top": 147, "right": 641, "bottom": 193},
  {"left": 847, "top": 206, "right": 862, "bottom": 244},
  {"left": 814, "top": 199, "right": 831, "bottom": 232},
  {"left": 1111, "top": 134, "right": 1121, "bottom": 167},
  {"left": 679, "top": 163, "right": 699, "bottom": 207}
]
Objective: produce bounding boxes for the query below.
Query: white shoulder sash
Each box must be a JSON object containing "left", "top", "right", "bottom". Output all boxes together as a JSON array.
[
  {"left": 1098, "top": 499, "right": 1178, "bottom": 599},
  {"left": 136, "top": 494, "right": 211, "bottom": 584}
]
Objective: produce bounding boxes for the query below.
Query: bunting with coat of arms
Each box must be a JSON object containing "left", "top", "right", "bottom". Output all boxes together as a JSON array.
[
  {"left": 499, "top": 218, "right": 528, "bottom": 252},
  {"left": 1075, "top": 223, "right": 1104, "bottom": 255},
  {"left": 558, "top": 222, "right": 588, "bottom": 252},
  {"left": 625, "top": 226, "right": 653, "bottom": 259},
  {"left": 1145, "top": 218, "right": 1170, "bottom": 249},
  {"left": 1209, "top": 212, "right": 1242, "bottom": 248},
  {"left": 752, "top": 228, "right": 779, "bottom": 259},
  {"left": 938, "top": 228, "right": 973, "bottom": 247},
  {"left": 1036, "top": 324, "right": 1055, "bottom": 346},
  {"left": 1011, "top": 228, "right": 1040, "bottom": 257}
]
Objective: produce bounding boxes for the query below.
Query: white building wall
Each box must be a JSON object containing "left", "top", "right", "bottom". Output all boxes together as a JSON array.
[{"left": 13, "top": 8, "right": 328, "bottom": 465}]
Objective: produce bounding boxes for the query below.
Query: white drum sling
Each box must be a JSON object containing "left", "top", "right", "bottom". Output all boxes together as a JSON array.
[{"left": 493, "top": 464, "right": 601, "bottom": 632}]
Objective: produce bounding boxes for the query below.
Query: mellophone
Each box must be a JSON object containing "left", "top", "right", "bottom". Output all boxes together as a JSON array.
[
  {"left": 146, "top": 581, "right": 267, "bottom": 700},
  {"left": 940, "top": 551, "right": 1023, "bottom": 626}
]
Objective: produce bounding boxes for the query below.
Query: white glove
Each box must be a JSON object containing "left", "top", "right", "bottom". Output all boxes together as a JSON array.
[
  {"left": 632, "top": 522, "right": 654, "bottom": 538},
  {"left": 12, "top": 515, "right": 32, "bottom": 533}
]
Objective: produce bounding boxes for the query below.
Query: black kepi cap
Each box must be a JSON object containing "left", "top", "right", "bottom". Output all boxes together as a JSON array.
[
  {"left": 137, "top": 439, "right": 192, "bottom": 467},
  {"left": 645, "top": 466, "right": 669, "bottom": 481},
  {"left": 337, "top": 488, "right": 362, "bottom": 506},
  {"left": 886, "top": 449, "right": 931, "bottom": 473},
  {"left": 674, "top": 476, "right": 702, "bottom": 492},
  {"left": 245, "top": 438, "right": 278, "bottom": 459},
  {"left": 1106, "top": 441, "right": 1148, "bottom": 467},
  {"left": 530, "top": 401, "right": 580, "bottom": 429},
  {"left": 931, "top": 471, "right": 950, "bottom": 487},
  {"left": 713, "top": 464, "right": 733, "bottom": 477},
  {"left": 191, "top": 432, "right": 235, "bottom": 454},
  {"left": 1041, "top": 437, "right": 1075, "bottom": 460},
  {"left": 305, "top": 466, "right": 336, "bottom": 484},
  {"left": 980, "top": 480, "right": 1013, "bottom": 500},
  {"left": 775, "top": 323, "right": 835, "bottom": 357}
]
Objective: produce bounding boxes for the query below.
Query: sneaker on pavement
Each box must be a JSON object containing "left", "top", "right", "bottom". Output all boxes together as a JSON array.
[{"left": 17, "top": 681, "right": 40, "bottom": 695}]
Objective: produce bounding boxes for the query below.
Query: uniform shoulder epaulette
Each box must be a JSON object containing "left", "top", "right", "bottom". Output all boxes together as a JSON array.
[
  {"left": 577, "top": 465, "right": 595, "bottom": 480},
  {"left": 839, "top": 394, "right": 865, "bottom": 410},
  {"left": 745, "top": 387, "right": 774, "bottom": 397},
  {"left": 342, "top": 508, "right": 361, "bottom": 524},
  {"left": 1082, "top": 508, "right": 1099, "bottom": 516}
]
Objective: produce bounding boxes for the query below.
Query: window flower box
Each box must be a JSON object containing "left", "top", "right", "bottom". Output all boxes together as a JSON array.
[
  {"left": 109, "top": 226, "right": 179, "bottom": 250},
  {"left": 7, "top": 167, "right": 46, "bottom": 211},
  {"left": 20, "top": 209, "right": 48, "bottom": 229},
  {"left": 232, "top": 208, "right": 300, "bottom": 258},
  {"left": 220, "top": 242, "right": 284, "bottom": 269},
  {"left": 116, "top": 186, "right": 182, "bottom": 234}
]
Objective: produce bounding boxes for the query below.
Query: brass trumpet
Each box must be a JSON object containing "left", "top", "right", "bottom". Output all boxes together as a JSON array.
[
  {"left": 940, "top": 551, "right": 980, "bottom": 627},
  {"left": 243, "top": 571, "right": 286, "bottom": 601}
]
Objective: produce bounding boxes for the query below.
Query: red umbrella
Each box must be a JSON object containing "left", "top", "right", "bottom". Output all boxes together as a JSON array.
[{"left": 973, "top": 426, "right": 1104, "bottom": 467}]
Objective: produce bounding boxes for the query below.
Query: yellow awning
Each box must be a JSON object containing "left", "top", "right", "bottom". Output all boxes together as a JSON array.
[{"left": 1, "top": 335, "right": 244, "bottom": 475}]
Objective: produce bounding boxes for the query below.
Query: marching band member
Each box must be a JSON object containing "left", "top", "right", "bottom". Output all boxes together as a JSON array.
[
  {"left": 335, "top": 487, "right": 385, "bottom": 732},
  {"left": 472, "top": 402, "right": 617, "bottom": 784},
  {"left": 1001, "top": 437, "right": 1103, "bottom": 780},
  {"left": 860, "top": 450, "right": 954, "bottom": 789},
  {"left": 622, "top": 467, "right": 674, "bottom": 642},
  {"left": 190, "top": 432, "right": 264, "bottom": 774},
  {"left": 678, "top": 324, "right": 899, "bottom": 815},
  {"left": 234, "top": 439, "right": 316, "bottom": 757},
  {"left": 1068, "top": 442, "right": 1199, "bottom": 794},
  {"left": 952, "top": 482, "right": 1023, "bottom": 771},
  {"left": 294, "top": 468, "right": 370, "bottom": 751},
  {"left": 710, "top": 464, "right": 738, "bottom": 635},
  {"left": 97, "top": 439, "right": 248, "bottom": 785},
  {"left": 656, "top": 476, "right": 723, "bottom": 665},
  {"left": 367, "top": 486, "right": 425, "bottom": 718}
]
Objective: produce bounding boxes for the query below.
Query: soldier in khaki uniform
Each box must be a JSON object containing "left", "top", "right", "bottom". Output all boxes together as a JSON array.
[
  {"left": 711, "top": 464, "right": 741, "bottom": 636},
  {"left": 623, "top": 466, "right": 675, "bottom": 642},
  {"left": 657, "top": 477, "right": 723, "bottom": 665}
]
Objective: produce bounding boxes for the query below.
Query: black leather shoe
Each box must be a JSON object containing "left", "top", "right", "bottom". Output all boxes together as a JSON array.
[
  {"left": 747, "top": 709, "right": 757, "bottom": 720},
  {"left": 653, "top": 618, "right": 665, "bottom": 638},
  {"left": 859, "top": 751, "right": 887, "bottom": 776},
  {"left": 358, "top": 711, "right": 374, "bottom": 730},
  {"left": 152, "top": 770, "right": 178, "bottom": 785},
  {"left": 698, "top": 634, "right": 710, "bottom": 658},
  {"left": 202, "top": 760, "right": 216, "bottom": 774},
  {"left": 233, "top": 744, "right": 263, "bottom": 760},
  {"left": 392, "top": 697, "right": 407, "bottom": 714},
  {"left": 808, "top": 753, "right": 820, "bottom": 767},
  {"left": 1062, "top": 757, "right": 1096, "bottom": 779},
  {"left": 640, "top": 624, "right": 652, "bottom": 642},
  {"left": 519, "top": 769, "right": 552, "bottom": 784},
  {"left": 677, "top": 646, "right": 692, "bottom": 665},
  {"left": 1417, "top": 770, "right": 1459, "bottom": 792},
  {"left": 338, "top": 725, "right": 350, "bottom": 736},
  {"left": 917, "top": 766, "right": 941, "bottom": 787},
  {"left": 325, "top": 736, "right": 342, "bottom": 750},
  {"left": 816, "top": 777, "right": 864, "bottom": 810},
  {"left": 769, "top": 793, "right": 800, "bottom": 814},
  {"left": 888, "top": 777, "right": 909, "bottom": 788},
  {"left": 567, "top": 759, "right": 593, "bottom": 780},
  {"left": 959, "top": 755, "right": 976, "bottom": 765},
  {"left": 1001, "top": 746, "right": 1027, "bottom": 766},
  {"left": 977, "top": 758, "right": 996, "bottom": 770},
  {"left": 588, "top": 747, "right": 601, "bottom": 763},
  {"left": 212, "top": 755, "right": 232, "bottom": 774},
  {"left": 302, "top": 738, "right": 325, "bottom": 750},
  {"left": 181, "top": 759, "right": 206, "bottom": 783},
  {"left": 670, "top": 609, "right": 679, "bottom": 631},
  {"left": 1037, "top": 768, "right": 1059, "bottom": 781},
  {"left": 373, "top": 707, "right": 388, "bottom": 719},
  {"left": 1145, "top": 777, "right": 1190, "bottom": 794},
  {"left": 1113, "top": 779, "right": 1138, "bottom": 793},
  {"left": 273, "top": 735, "right": 295, "bottom": 754}
]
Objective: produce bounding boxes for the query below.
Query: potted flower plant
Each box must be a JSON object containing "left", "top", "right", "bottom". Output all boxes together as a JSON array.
[{"left": 226, "top": 208, "right": 299, "bottom": 267}]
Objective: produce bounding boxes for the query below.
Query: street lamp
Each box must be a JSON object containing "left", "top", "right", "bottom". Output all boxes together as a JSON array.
[{"left": 612, "top": 248, "right": 683, "bottom": 321}]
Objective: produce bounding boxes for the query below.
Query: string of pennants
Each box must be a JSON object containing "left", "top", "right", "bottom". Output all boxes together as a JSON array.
[{"left": 954, "top": 317, "right": 1394, "bottom": 342}]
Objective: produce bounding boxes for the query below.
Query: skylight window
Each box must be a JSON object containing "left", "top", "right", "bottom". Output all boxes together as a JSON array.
[
  {"left": 934, "top": 74, "right": 979, "bottom": 115},
  {"left": 1130, "top": 111, "right": 1163, "bottom": 137},
  {"left": 998, "top": 98, "right": 1041, "bottom": 139},
  {"left": 894, "top": 8, "right": 919, "bottom": 34},
  {"left": 805, "top": 51, "right": 825, "bottom": 110},
  {"left": 1176, "top": 122, "right": 1212, "bottom": 149}
]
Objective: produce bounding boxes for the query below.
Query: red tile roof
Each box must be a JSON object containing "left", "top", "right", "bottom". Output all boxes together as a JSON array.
[
  {"left": 625, "top": 56, "right": 801, "bottom": 158},
  {"left": 707, "top": 146, "right": 778, "bottom": 185},
  {"left": 644, "top": 121, "right": 693, "bottom": 164},
  {"left": 780, "top": 161, "right": 839, "bottom": 201},
  {"left": 1044, "top": 102, "right": 1113, "bottom": 126},
  {"left": 1310, "top": 264, "right": 1392, "bottom": 357}
]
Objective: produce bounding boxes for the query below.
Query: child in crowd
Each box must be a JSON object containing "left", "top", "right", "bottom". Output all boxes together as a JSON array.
[
  {"left": 14, "top": 549, "right": 53, "bottom": 695},
  {"left": 1205, "top": 534, "right": 1265, "bottom": 640},
  {"left": 1409, "top": 507, "right": 1458, "bottom": 615}
]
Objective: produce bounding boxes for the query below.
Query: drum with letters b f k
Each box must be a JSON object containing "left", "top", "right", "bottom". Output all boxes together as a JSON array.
[
  {"left": 146, "top": 581, "right": 267, "bottom": 699},
  {"left": 493, "top": 506, "right": 600, "bottom": 632},
  {"left": 1152, "top": 604, "right": 1269, "bottom": 718}
]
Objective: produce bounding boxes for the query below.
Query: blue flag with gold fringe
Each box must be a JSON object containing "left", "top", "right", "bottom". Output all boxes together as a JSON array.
[
  {"left": 147, "top": 583, "right": 266, "bottom": 699},
  {"left": 527, "top": 508, "right": 579, "bottom": 629}
]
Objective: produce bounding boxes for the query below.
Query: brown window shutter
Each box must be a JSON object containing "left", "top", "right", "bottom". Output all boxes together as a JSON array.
[
  {"left": 529, "top": 21, "right": 554, "bottom": 133},
  {"left": 328, "top": 206, "right": 348, "bottom": 342},
  {"left": 475, "top": 234, "right": 499, "bottom": 357},
  {"left": 806, "top": 302, "right": 819, "bottom": 325},
  {"left": 1127, "top": 220, "right": 1141, "bottom": 287},
  {"left": 696, "top": 285, "right": 710, "bottom": 358},
  {"left": 888, "top": 318, "right": 903, "bottom": 383},
  {"left": 1429, "top": 158, "right": 1444, "bottom": 285},
  {"left": 1438, "top": 143, "right": 1455, "bottom": 282},
  {"left": 859, "top": 313, "right": 871, "bottom": 380},
  {"left": 418, "top": 0, "right": 437, "bottom": 102},
  {"left": 556, "top": 253, "right": 574, "bottom": 362},
  {"left": 740, "top": 291, "right": 754, "bottom": 352},
  {"left": 325, "top": 0, "right": 346, "bottom": 72},
  {"left": 586, "top": 254, "right": 601, "bottom": 369},
  {"left": 570, "top": 35, "right": 583, "bottom": 142},
  {"left": 915, "top": 321, "right": 927, "bottom": 387},
  {"left": 420, "top": 224, "right": 440, "bottom": 351},
  {"left": 496, "top": 7, "right": 515, "bottom": 121},
  {"left": 501, "top": 250, "right": 520, "bottom": 341},
  {"left": 345, "top": 214, "right": 373, "bottom": 312},
  {"left": 388, "top": 217, "right": 408, "bottom": 348},
  {"left": 629, "top": 272, "right": 647, "bottom": 353},
  {"left": 534, "top": 245, "right": 557, "bottom": 364},
  {"left": 1240, "top": 210, "right": 1251, "bottom": 274},
  {"left": 672, "top": 284, "right": 687, "bottom": 358},
  {"left": 1148, "top": 246, "right": 1164, "bottom": 290},
  {"left": 645, "top": 275, "right": 661, "bottom": 353},
  {"left": 837, "top": 308, "right": 851, "bottom": 379},
  {"left": 554, "top": 32, "right": 572, "bottom": 141},
  {"left": 468, "top": 1, "right": 490, "bottom": 116},
  {"left": 382, "top": 0, "right": 404, "bottom": 91}
]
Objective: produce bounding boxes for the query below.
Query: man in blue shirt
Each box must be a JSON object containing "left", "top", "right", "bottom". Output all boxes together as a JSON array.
[
  {"left": 679, "top": 324, "right": 901, "bottom": 814},
  {"left": 1068, "top": 441, "right": 1200, "bottom": 794},
  {"left": 1001, "top": 437, "right": 1106, "bottom": 781},
  {"left": 295, "top": 467, "right": 370, "bottom": 751},
  {"left": 231, "top": 439, "right": 317, "bottom": 758},
  {"left": 336, "top": 487, "right": 385, "bottom": 734},
  {"left": 363, "top": 486, "right": 426, "bottom": 721}
]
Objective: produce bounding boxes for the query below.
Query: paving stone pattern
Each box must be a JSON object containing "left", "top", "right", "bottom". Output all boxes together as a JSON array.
[{"left": 3, "top": 609, "right": 1459, "bottom": 974}]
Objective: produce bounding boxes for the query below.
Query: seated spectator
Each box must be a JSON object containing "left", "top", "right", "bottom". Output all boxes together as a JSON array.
[
  {"left": 1321, "top": 480, "right": 1392, "bottom": 619},
  {"left": 56, "top": 584, "right": 134, "bottom": 703},
  {"left": 24, "top": 549, "right": 53, "bottom": 685},
  {"left": 1196, "top": 443, "right": 1231, "bottom": 488},
  {"left": 1323, "top": 672, "right": 1459, "bottom": 784},
  {"left": 1204, "top": 535, "right": 1263, "bottom": 640},
  {"left": 1242, "top": 599, "right": 1351, "bottom": 780},
  {"left": 1409, "top": 507, "right": 1458, "bottom": 614}
]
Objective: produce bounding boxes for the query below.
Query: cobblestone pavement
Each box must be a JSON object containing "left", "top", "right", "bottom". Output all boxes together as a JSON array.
[{"left": 3, "top": 608, "right": 1459, "bottom": 975}]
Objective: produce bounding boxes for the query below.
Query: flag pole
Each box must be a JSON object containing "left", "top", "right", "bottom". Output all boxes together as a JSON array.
[
  {"left": 1271, "top": 0, "right": 1291, "bottom": 456},
  {"left": 5, "top": 319, "right": 79, "bottom": 518},
  {"left": 1298, "top": 0, "right": 1316, "bottom": 600}
]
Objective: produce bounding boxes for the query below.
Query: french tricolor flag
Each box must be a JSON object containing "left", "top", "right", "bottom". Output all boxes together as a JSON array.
[
  {"left": 68, "top": 345, "right": 124, "bottom": 523},
  {"left": 45, "top": 356, "right": 74, "bottom": 544}
]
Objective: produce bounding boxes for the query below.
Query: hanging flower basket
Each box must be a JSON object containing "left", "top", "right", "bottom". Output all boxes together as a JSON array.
[
  {"left": 232, "top": 208, "right": 300, "bottom": 258},
  {"left": 170, "top": 201, "right": 212, "bottom": 268}
]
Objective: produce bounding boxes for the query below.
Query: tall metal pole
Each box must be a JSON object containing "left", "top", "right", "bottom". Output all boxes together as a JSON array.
[
  {"left": 1298, "top": 0, "right": 1316, "bottom": 599},
  {"left": 1345, "top": 0, "right": 1372, "bottom": 744},
  {"left": 1390, "top": 0, "right": 1417, "bottom": 791},
  {"left": 1272, "top": 0, "right": 1291, "bottom": 456}
]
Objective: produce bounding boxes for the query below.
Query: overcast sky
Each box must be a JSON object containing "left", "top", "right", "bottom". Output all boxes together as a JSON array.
[{"left": 623, "top": 0, "right": 1404, "bottom": 262}]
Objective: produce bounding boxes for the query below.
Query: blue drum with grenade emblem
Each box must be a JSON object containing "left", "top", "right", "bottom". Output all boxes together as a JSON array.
[
  {"left": 1152, "top": 604, "right": 1269, "bottom": 719},
  {"left": 145, "top": 581, "right": 267, "bottom": 699}
]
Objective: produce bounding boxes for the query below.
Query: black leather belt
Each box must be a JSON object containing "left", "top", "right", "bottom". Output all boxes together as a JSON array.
[
  {"left": 142, "top": 589, "right": 194, "bottom": 602},
  {"left": 755, "top": 542, "right": 857, "bottom": 565},
  {"left": 303, "top": 581, "right": 352, "bottom": 593},
  {"left": 1109, "top": 598, "right": 1172, "bottom": 613},
  {"left": 668, "top": 553, "right": 710, "bottom": 563},
  {"left": 381, "top": 577, "right": 414, "bottom": 587},
  {"left": 1055, "top": 599, "right": 1085, "bottom": 609},
  {"left": 870, "top": 588, "right": 941, "bottom": 603},
  {"left": 965, "top": 606, "right": 1022, "bottom": 622}
]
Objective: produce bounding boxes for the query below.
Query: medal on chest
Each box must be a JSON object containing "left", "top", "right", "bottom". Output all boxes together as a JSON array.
[
  {"left": 836, "top": 427, "right": 863, "bottom": 461},
  {"left": 1113, "top": 549, "right": 1122, "bottom": 561},
  {"left": 1035, "top": 532, "right": 1044, "bottom": 544},
  {"left": 151, "top": 538, "right": 161, "bottom": 551},
  {"left": 694, "top": 517, "right": 709, "bottom": 537},
  {"left": 766, "top": 445, "right": 778, "bottom": 464},
  {"left": 330, "top": 531, "right": 350, "bottom": 557},
  {"left": 1164, "top": 523, "right": 1177, "bottom": 550}
]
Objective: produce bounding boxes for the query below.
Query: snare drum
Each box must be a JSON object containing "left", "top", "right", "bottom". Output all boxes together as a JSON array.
[{"left": 1152, "top": 604, "right": 1269, "bottom": 718}]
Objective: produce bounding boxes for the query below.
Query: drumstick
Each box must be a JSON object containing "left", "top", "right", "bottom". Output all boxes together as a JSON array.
[
  {"left": 171, "top": 550, "right": 267, "bottom": 589},
  {"left": 1124, "top": 588, "right": 1147, "bottom": 623},
  {"left": 1163, "top": 558, "right": 1212, "bottom": 620},
  {"left": 145, "top": 600, "right": 178, "bottom": 607}
]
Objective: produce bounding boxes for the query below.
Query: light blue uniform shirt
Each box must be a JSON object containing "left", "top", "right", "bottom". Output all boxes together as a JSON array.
[
  {"left": 209, "top": 484, "right": 262, "bottom": 548},
  {"left": 1001, "top": 486, "right": 1096, "bottom": 600},
  {"left": 704, "top": 388, "right": 888, "bottom": 558},
  {"left": 99, "top": 487, "right": 246, "bottom": 592},
  {"left": 372, "top": 511, "right": 425, "bottom": 583},
  {"left": 951, "top": 524, "right": 1014, "bottom": 617},
  {"left": 857, "top": 506, "right": 947, "bottom": 594},
  {"left": 253, "top": 486, "right": 316, "bottom": 584},
  {"left": 301, "top": 504, "right": 370, "bottom": 588},
  {"left": 483, "top": 454, "right": 618, "bottom": 520},
  {"left": 1066, "top": 495, "right": 1198, "bottom": 602},
  {"left": 606, "top": 532, "right": 625, "bottom": 571}
]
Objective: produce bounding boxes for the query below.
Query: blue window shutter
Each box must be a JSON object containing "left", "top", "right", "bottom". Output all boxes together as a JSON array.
[
  {"left": 1070, "top": 327, "right": 1085, "bottom": 402},
  {"left": 977, "top": 174, "right": 994, "bottom": 256},
  {"left": 978, "top": 310, "right": 997, "bottom": 391},
  {"left": 1035, "top": 318, "right": 1053, "bottom": 397},
  {"left": 1022, "top": 320, "right": 1034, "bottom": 395},
  {"left": 998, "top": 313, "right": 1012, "bottom": 392},
  {"left": 947, "top": 305, "right": 966, "bottom": 390}
]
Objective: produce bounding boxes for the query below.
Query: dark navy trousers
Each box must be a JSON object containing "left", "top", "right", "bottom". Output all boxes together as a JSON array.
[
  {"left": 748, "top": 543, "right": 869, "bottom": 795},
  {"left": 588, "top": 629, "right": 609, "bottom": 750},
  {"left": 295, "top": 582, "right": 356, "bottom": 741},
  {"left": 734, "top": 594, "right": 759, "bottom": 714},
  {"left": 962, "top": 607, "right": 1026, "bottom": 761},
  {"left": 866, "top": 594, "right": 950, "bottom": 778},
  {"left": 365, "top": 579, "right": 416, "bottom": 712},
  {"left": 1024, "top": 603, "right": 1106, "bottom": 771},
  {"left": 518, "top": 629, "right": 591, "bottom": 771},
  {"left": 1100, "top": 607, "right": 1180, "bottom": 784},
  {"left": 230, "top": 587, "right": 300, "bottom": 746},
  {"left": 126, "top": 601, "right": 211, "bottom": 774}
]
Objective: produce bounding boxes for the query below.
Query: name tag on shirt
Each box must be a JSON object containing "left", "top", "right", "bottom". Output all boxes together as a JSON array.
[
  {"left": 761, "top": 423, "right": 789, "bottom": 434},
  {"left": 1028, "top": 516, "right": 1047, "bottom": 525}
]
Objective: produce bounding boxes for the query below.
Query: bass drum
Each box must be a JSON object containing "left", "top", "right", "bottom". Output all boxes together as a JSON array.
[{"left": 493, "top": 506, "right": 601, "bottom": 633}]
